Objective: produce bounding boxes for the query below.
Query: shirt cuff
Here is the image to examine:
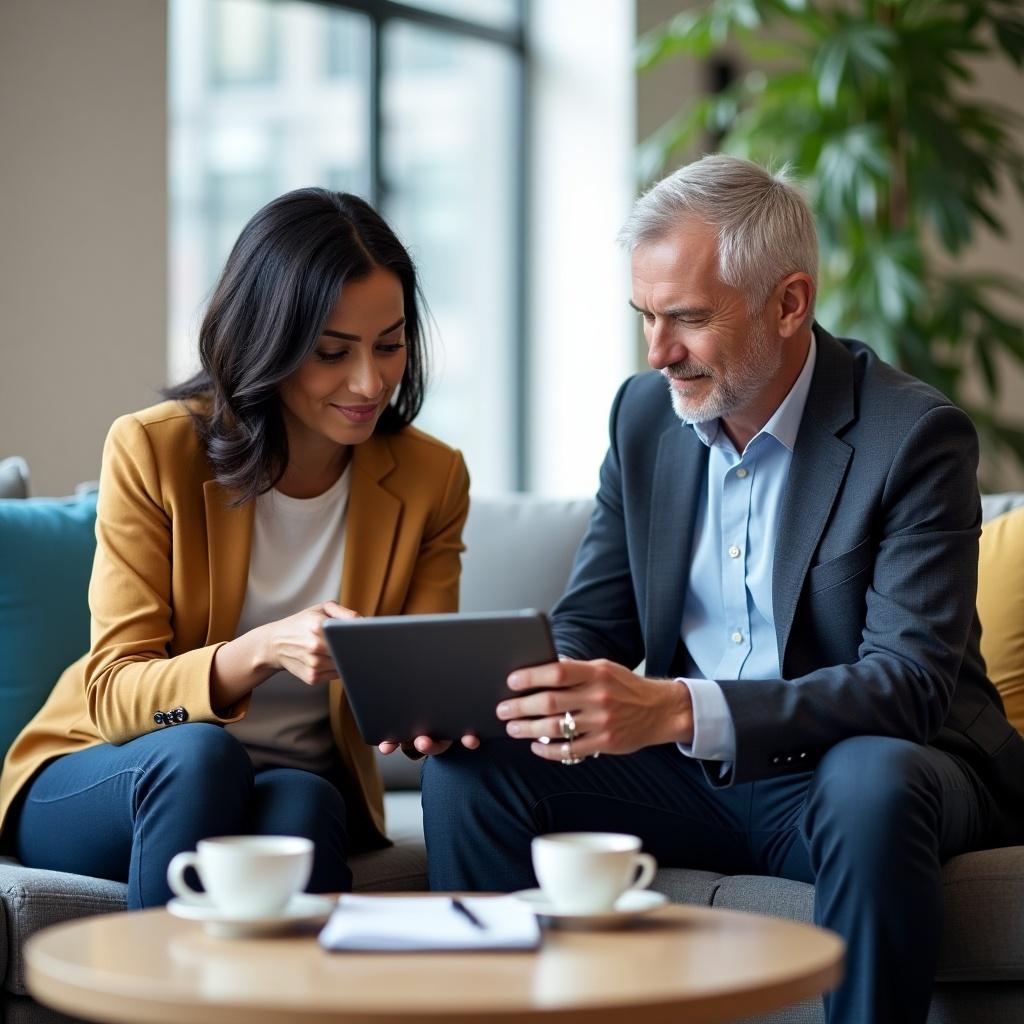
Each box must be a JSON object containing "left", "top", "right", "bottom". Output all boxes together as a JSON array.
[{"left": 675, "top": 677, "right": 737, "bottom": 762}]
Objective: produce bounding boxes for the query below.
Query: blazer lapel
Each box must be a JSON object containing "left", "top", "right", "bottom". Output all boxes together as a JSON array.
[
  {"left": 203, "top": 481, "right": 254, "bottom": 643},
  {"left": 773, "top": 328, "right": 856, "bottom": 668},
  {"left": 645, "top": 423, "right": 708, "bottom": 676},
  {"left": 341, "top": 436, "right": 400, "bottom": 616}
]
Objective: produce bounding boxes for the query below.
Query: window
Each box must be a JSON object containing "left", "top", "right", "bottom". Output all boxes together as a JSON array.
[{"left": 169, "top": 0, "right": 526, "bottom": 492}]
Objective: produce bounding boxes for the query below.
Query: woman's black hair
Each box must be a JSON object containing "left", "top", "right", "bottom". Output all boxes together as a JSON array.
[{"left": 164, "top": 188, "right": 427, "bottom": 504}]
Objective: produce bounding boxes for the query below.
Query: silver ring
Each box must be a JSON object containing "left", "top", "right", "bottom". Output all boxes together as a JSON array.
[
  {"left": 559, "top": 710, "right": 578, "bottom": 741},
  {"left": 560, "top": 740, "right": 583, "bottom": 766}
]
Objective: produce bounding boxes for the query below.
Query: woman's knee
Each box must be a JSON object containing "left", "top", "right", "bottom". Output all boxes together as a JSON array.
[
  {"left": 252, "top": 769, "right": 346, "bottom": 832},
  {"left": 136, "top": 723, "right": 253, "bottom": 798}
]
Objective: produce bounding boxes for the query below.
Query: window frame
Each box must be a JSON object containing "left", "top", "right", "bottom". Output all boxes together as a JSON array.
[{"left": 312, "top": 0, "right": 530, "bottom": 489}]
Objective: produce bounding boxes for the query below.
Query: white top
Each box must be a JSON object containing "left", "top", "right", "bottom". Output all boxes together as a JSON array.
[{"left": 226, "top": 466, "right": 351, "bottom": 774}]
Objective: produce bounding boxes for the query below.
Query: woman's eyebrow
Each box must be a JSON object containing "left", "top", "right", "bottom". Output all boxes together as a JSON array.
[{"left": 321, "top": 316, "right": 406, "bottom": 342}]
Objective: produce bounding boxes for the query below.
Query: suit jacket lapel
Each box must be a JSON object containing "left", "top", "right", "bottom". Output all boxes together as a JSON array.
[
  {"left": 204, "top": 481, "right": 254, "bottom": 643},
  {"left": 646, "top": 423, "right": 708, "bottom": 676},
  {"left": 341, "top": 435, "right": 400, "bottom": 616},
  {"left": 773, "top": 328, "right": 855, "bottom": 668}
]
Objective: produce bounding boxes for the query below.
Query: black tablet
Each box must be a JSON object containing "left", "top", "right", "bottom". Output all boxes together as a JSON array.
[{"left": 323, "top": 610, "right": 557, "bottom": 744}]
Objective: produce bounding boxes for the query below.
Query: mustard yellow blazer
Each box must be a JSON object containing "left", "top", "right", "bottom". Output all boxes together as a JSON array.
[{"left": 0, "top": 400, "right": 469, "bottom": 842}]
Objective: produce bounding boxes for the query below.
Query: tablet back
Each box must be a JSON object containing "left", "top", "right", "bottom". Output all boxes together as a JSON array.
[{"left": 324, "top": 610, "right": 556, "bottom": 743}]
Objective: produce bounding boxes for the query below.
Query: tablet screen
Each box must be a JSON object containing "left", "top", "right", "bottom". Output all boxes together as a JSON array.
[{"left": 324, "top": 610, "right": 557, "bottom": 743}]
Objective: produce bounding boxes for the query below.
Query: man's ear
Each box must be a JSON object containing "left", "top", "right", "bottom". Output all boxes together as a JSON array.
[{"left": 775, "top": 273, "right": 815, "bottom": 338}]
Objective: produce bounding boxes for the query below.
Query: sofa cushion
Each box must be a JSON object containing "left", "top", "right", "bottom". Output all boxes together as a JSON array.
[
  {"left": 700, "top": 848, "right": 1024, "bottom": 983},
  {"left": 977, "top": 508, "right": 1024, "bottom": 736},
  {"left": 0, "top": 492, "right": 98, "bottom": 762},
  {"left": 0, "top": 459, "right": 29, "bottom": 500},
  {"left": 936, "top": 847, "right": 1024, "bottom": 982},
  {"left": 374, "top": 747, "right": 423, "bottom": 792},
  {"left": 711, "top": 873, "right": 815, "bottom": 922},
  {"left": 460, "top": 494, "right": 593, "bottom": 613},
  {"left": 0, "top": 857, "right": 127, "bottom": 996},
  {"left": 981, "top": 492, "right": 1024, "bottom": 524},
  {"left": 650, "top": 866, "right": 724, "bottom": 907},
  {"left": 350, "top": 791, "right": 427, "bottom": 892}
]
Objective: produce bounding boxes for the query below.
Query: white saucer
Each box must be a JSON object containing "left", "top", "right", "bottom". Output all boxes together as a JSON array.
[
  {"left": 167, "top": 893, "right": 335, "bottom": 938},
  {"left": 512, "top": 888, "right": 668, "bottom": 929}
]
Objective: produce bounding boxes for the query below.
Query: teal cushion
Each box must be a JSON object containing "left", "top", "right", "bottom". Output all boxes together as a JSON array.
[{"left": 0, "top": 492, "right": 98, "bottom": 761}]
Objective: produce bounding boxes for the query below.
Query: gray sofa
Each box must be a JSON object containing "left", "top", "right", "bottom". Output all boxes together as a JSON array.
[{"left": 0, "top": 481, "right": 1022, "bottom": 1024}]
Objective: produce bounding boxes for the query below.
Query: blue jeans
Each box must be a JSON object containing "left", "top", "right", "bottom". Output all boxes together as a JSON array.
[
  {"left": 423, "top": 735, "right": 994, "bottom": 1024},
  {"left": 13, "top": 724, "right": 353, "bottom": 908}
]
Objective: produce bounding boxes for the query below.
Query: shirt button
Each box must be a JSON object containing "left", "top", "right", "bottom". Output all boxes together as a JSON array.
[
  {"left": 153, "top": 711, "right": 166, "bottom": 726},
  {"left": 728, "top": 545, "right": 741, "bottom": 558},
  {"left": 735, "top": 467, "right": 748, "bottom": 479},
  {"left": 731, "top": 631, "right": 743, "bottom": 644}
]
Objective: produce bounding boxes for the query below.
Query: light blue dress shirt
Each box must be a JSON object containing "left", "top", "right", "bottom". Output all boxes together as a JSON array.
[{"left": 677, "top": 335, "right": 817, "bottom": 764}]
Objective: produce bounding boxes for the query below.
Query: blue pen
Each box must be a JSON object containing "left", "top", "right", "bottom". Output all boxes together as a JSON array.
[{"left": 450, "top": 897, "right": 486, "bottom": 929}]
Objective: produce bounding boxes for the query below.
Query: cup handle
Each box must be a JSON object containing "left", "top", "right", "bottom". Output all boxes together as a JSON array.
[
  {"left": 630, "top": 852, "right": 657, "bottom": 891},
  {"left": 166, "top": 851, "right": 205, "bottom": 905}
]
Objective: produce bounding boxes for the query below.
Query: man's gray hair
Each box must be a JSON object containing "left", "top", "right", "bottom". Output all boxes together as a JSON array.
[{"left": 619, "top": 155, "right": 818, "bottom": 310}]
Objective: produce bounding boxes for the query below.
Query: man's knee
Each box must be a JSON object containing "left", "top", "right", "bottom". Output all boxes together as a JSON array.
[
  {"left": 421, "top": 741, "right": 525, "bottom": 823},
  {"left": 803, "top": 736, "right": 938, "bottom": 859}
]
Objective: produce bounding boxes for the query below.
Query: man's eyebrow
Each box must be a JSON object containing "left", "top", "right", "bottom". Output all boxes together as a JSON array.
[
  {"left": 666, "top": 306, "right": 713, "bottom": 319},
  {"left": 320, "top": 316, "right": 406, "bottom": 342},
  {"left": 627, "top": 301, "right": 713, "bottom": 319}
]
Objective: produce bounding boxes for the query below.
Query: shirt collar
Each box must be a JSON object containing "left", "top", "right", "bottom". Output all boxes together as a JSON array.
[{"left": 690, "top": 329, "right": 817, "bottom": 454}]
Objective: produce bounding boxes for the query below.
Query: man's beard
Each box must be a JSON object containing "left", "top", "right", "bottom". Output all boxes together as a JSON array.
[{"left": 662, "top": 319, "right": 782, "bottom": 425}]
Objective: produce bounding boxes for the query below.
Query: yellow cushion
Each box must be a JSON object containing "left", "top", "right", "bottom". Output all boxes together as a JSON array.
[{"left": 977, "top": 507, "right": 1024, "bottom": 737}]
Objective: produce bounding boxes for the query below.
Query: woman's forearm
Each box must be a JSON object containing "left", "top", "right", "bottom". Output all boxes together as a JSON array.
[{"left": 210, "top": 626, "right": 276, "bottom": 714}]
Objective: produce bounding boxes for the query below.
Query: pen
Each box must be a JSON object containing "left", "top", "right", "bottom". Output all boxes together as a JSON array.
[{"left": 451, "top": 897, "right": 486, "bottom": 930}]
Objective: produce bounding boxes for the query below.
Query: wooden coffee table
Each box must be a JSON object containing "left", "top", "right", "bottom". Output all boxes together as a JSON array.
[{"left": 25, "top": 896, "right": 843, "bottom": 1024}]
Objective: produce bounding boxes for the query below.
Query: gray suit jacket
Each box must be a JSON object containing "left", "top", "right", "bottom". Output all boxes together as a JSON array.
[{"left": 551, "top": 327, "right": 1024, "bottom": 842}]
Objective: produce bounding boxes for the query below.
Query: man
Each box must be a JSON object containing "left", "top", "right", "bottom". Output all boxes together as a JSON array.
[{"left": 421, "top": 155, "right": 1024, "bottom": 1023}]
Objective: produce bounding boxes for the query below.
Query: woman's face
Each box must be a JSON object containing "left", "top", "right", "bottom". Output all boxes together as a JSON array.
[{"left": 280, "top": 267, "right": 408, "bottom": 456}]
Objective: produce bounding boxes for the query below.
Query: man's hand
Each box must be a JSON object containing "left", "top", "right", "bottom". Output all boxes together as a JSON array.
[
  {"left": 496, "top": 658, "right": 694, "bottom": 761},
  {"left": 378, "top": 735, "right": 480, "bottom": 758}
]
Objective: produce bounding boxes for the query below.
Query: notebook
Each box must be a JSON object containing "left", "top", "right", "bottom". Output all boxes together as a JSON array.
[{"left": 318, "top": 894, "right": 541, "bottom": 952}]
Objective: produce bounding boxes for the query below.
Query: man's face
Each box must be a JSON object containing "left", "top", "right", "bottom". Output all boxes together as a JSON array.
[{"left": 630, "top": 220, "right": 782, "bottom": 427}]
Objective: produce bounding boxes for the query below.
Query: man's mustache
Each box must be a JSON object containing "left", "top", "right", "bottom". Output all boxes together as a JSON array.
[{"left": 663, "top": 361, "right": 714, "bottom": 380}]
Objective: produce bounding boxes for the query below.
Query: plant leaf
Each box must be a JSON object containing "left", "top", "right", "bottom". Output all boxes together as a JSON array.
[{"left": 993, "top": 17, "right": 1024, "bottom": 66}]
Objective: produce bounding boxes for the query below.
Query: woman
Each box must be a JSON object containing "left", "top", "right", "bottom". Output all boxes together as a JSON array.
[{"left": 0, "top": 189, "right": 469, "bottom": 907}]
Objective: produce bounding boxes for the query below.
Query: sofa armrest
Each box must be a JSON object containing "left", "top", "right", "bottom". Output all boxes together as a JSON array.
[{"left": 0, "top": 858, "right": 127, "bottom": 995}]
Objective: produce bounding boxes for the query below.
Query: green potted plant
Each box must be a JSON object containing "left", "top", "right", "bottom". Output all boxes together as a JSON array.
[{"left": 639, "top": 0, "right": 1024, "bottom": 480}]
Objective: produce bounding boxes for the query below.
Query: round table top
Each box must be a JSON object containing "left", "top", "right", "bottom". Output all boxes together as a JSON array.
[{"left": 26, "top": 897, "right": 844, "bottom": 1024}]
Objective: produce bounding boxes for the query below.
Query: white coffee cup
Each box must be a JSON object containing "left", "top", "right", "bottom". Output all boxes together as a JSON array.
[
  {"left": 166, "top": 835, "right": 314, "bottom": 918},
  {"left": 531, "top": 831, "right": 657, "bottom": 914}
]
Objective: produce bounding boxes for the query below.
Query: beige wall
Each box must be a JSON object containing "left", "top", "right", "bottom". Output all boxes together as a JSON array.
[{"left": 0, "top": 0, "right": 167, "bottom": 497}]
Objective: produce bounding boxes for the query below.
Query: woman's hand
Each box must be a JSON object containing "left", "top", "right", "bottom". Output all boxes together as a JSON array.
[
  {"left": 261, "top": 601, "right": 358, "bottom": 684},
  {"left": 211, "top": 601, "right": 357, "bottom": 713},
  {"left": 378, "top": 735, "right": 480, "bottom": 758}
]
